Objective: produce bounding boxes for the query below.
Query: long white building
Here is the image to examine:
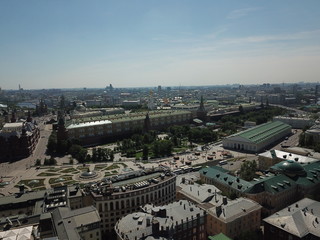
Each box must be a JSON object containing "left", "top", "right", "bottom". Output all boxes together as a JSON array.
[{"left": 223, "top": 121, "right": 292, "bottom": 153}]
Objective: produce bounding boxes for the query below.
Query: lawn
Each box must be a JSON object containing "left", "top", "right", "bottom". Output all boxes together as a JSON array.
[
  {"left": 37, "top": 172, "right": 60, "bottom": 177},
  {"left": 31, "top": 186, "right": 47, "bottom": 191},
  {"left": 173, "top": 147, "right": 189, "bottom": 153},
  {"left": 46, "top": 167, "right": 61, "bottom": 172},
  {"left": 60, "top": 168, "right": 79, "bottom": 174},
  {"left": 77, "top": 166, "right": 90, "bottom": 171},
  {"left": 94, "top": 164, "right": 108, "bottom": 171},
  {"left": 18, "top": 179, "right": 45, "bottom": 189},
  {"left": 119, "top": 162, "right": 128, "bottom": 168},
  {"left": 105, "top": 164, "right": 119, "bottom": 170},
  {"left": 104, "top": 171, "right": 117, "bottom": 177},
  {"left": 49, "top": 176, "right": 73, "bottom": 185},
  {"left": 135, "top": 152, "right": 143, "bottom": 159}
]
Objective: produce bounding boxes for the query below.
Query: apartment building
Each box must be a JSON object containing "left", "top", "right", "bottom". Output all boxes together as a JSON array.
[{"left": 115, "top": 200, "right": 207, "bottom": 240}]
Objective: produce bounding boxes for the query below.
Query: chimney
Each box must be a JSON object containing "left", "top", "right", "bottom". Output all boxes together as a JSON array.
[
  {"left": 216, "top": 206, "right": 222, "bottom": 216},
  {"left": 223, "top": 196, "right": 228, "bottom": 205},
  {"left": 152, "top": 220, "right": 160, "bottom": 236}
]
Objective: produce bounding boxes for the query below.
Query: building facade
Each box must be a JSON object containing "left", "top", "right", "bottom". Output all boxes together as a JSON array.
[
  {"left": 0, "top": 121, "right": 40, "bottom": 161},
  {"left": 273, "top": 116, "right": 314, "bottom": 129},
  {"left": 115, "top": 200, "right": 207, "bottom": 240},
  {"left": 206, "top": 197, "right": 261, "bottom": 239},
  {"left": 176, "top": 175, "right": 261, "bottom": 239},
  {"left": 86, "top": 172, "right": 177, "bottom": 238},
  {"left": 65, "top": 110, "right": 192, "bottom": 146},
  {"left": 200, "top": 161, "right": 320, "bottom": 217},
  {"left": 222, "top": 121, "right": 292, "bottom": 153},
  {"left": 258, "top": 149, "right": 319, "bottom": 170}
]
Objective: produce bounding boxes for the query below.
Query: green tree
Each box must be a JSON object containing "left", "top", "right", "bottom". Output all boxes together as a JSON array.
[
  {"left": 35, "top": 159, "right": 41, "bottom": 166},
  {"left": 152, "top": 141, "right": 160, "bottom": 158},
  {"left": 142, "top": 145, "right": 149, "bottom": 160},
  {"left": 239, "top": 160, "right": 257, "bottom": 181},
  {"left": 47, "top": 133, "right": 57, "bottom": 154},
  {"left": 239, "top": 105, "right": 244, "bottom": 114}
]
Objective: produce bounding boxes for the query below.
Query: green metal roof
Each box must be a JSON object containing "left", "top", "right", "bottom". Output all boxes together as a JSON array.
[
  {"left": 231, "top": 121, "right": 291, "bottom": 144},
  {"left": 200, "top": 166, "right": 253, "bottom": 192},
  {"left": 200, "top": 161, "right": 320, "bottom": 195},
  {"left": 246, "top": 174, "right": 296, "bottom": 194},
  {"left": 208, "top": 233, "right": 232, "bottom": 240}
]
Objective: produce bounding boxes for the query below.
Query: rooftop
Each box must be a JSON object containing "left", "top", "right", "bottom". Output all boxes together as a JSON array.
[
  {"left": 263, "top": 198, "right": 320, "bottom": 238},
  {"left": 200, "top": 161, "right": 320, "bottom": 195},
  {"left": 52, "top": 206, "right": 100, "bottom": 240},
  {"left": 66, "top": 110, "right": 191, "bottom": 129},
  {"left": 227, "top": 121, "right": 291, "bottom": 144},
  {"left": 259, "top": 149, "right": 319, "bottom": 164},
  {"left": 208, "top": 233, "right": 233, "bottom": 240},
  {"left": 208, "top": 197, "right": 261, "bottom": 223},
  {"left": 116, "top": 200, "right": 205, "bottom": 240}
]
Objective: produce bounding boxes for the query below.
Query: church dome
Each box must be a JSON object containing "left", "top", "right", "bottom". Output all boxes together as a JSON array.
[{"left": 277, "top": 160, "right": 306, "bottom": 177}]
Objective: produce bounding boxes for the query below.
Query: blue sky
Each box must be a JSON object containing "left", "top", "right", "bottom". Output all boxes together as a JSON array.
[{"left": 1, "top": 0, "right": 320, "bottom": 89}]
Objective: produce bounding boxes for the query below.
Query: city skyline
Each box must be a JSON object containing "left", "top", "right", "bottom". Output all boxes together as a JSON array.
[{"left": 1, "top": 0, "right": 320, "bottom": 89}]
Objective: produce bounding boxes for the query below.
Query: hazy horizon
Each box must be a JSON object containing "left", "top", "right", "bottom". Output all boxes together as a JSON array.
[{"left": 1, "top": 0, "right": 320, "bottom": 89}]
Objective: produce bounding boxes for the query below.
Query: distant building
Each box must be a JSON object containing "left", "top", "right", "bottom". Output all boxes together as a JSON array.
[
  {"left": 115, "top": 200, "right": 207, "bottom": 240},
  {"left": 71, "top": 108, "right": 125, "bottom": 119},
  {"left": 305, "top": 125, "right": 320, "bottom": 144},
  {"left": 0, "top": 121, "right": 40, "bottom": 161},
  {"left": 196, "top": 96, "right": 207, "bottom": 121},
  {"left": 223, "top": 121, "right": 292, "bottom": 153},
  {"left": 66, "top": 110, "right": 192, "bottom": 146},
  {"left": 35, "top": 99, "right": 48, "bottom": 115},
  {"left": 122, "top": 100, "right": 140, "bottom": 106},
  {"left": 243, "top": 120, "right": 256, "bottom": 129},
  {"left": 273, "top": 116, "right": 314, "bottom": 129},
  {"left": 263, "top": 198, "right": 320, "bottom": 240}
]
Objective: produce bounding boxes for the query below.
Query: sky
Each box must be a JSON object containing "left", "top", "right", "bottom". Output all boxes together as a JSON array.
[{"left": 1, "top": 0, "right": 320, "bottom": 90}]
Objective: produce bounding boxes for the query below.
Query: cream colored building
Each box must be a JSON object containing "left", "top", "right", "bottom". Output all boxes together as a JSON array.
[
  {"left": 66, "top": 110, "right": 192, "bottom": 145},
  {"left": 223, "top": 121, "right": 291, "bottom": 153},
  {"left": 206, "top": 197, "right": 261, "bottom": 239},
  {"left": 86, "top": 173, "right": 177, "bottom": 238},
  {"left": 258, "top": 149, "right": 319, "bottom": 170},
  {"left": 176, "top": 174, "right": 261, "bottom": 239}
]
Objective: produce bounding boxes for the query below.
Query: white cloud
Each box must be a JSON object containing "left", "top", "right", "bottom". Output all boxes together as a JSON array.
[
  {"left": 227, "top": 7, "right": 261, "bottom": 19},
  {"left": 223, "top": 29, "right": 320, "bottom": 45}
]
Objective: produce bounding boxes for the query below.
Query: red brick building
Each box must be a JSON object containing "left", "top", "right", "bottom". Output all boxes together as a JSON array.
[{"left": 0, "top": 121, "right": 40, "bottom": 162}]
